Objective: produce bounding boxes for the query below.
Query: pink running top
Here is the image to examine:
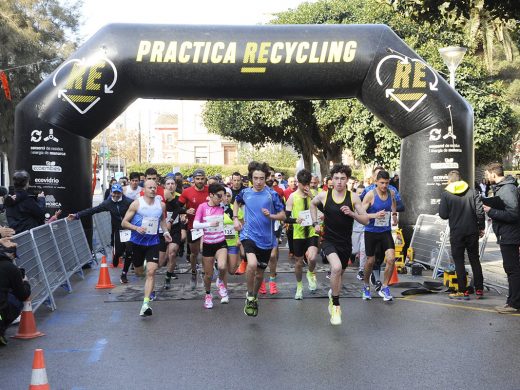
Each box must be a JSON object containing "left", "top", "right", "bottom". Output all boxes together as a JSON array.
[{"left": 194, "top": 202, "right": 226, "bottom": 244}]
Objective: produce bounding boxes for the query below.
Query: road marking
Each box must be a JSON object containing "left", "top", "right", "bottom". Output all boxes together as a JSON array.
[
  {"left": 87, "top": 338, "right": 108, "bottom": 363},
  {"left": 398, "top": 296, "right": 520, "bottom": 316}
]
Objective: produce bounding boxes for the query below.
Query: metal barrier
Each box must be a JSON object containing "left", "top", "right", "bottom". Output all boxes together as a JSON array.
[
  {"left": 12, "top": 218, "right": 94, "bottom": 313},
  {"left": 409, "top": 214, "right": 506, "bottom": 288},
  {"left": 92, "top": 212, "right": 113, "bottom": 263}
]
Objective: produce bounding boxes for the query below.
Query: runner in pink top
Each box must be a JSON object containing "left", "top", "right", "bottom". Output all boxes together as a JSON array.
[{"left": 193, "top": 184, "right": 229, "bottom": 308}]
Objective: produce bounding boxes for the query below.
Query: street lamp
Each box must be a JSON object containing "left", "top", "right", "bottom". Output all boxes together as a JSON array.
[{"left": 438, "top": 46, "right": 467, "bottom": 88}]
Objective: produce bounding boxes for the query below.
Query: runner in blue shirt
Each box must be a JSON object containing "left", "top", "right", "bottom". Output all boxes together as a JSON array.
[{"left": 233, "top": 161, "right": 285, "bottom": 317}]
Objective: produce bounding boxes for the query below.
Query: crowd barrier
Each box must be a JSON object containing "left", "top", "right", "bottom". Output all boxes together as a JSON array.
[
  {"left": 409, "top": 214, "right": 505, "bottom": 288},
  {"left": 12, "top": 219, "right": 94, "bottom": 313}
]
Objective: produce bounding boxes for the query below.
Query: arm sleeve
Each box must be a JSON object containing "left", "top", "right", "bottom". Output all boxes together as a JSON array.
[
  {"left": 488, "top": 185, "right": 519, "bottom": 223},
  {"left": 438, "top": 192, "right": 449, "bottom": 220},
  {"left": 76, "top": 200, "right": 109, "bottom": 219},
  {"left": 285, "top": 210, "right": 296, "bottom": 224},
  {"left": 8, "top": 263, "right": 31, "bottom": 302},
  {"left": 193, "top": 221, "right": 211, "bottom": 229},
  {"left": 474, "top": 191, "right": 485, "bottom": 230},
  {"left": 194, "top": 204, "right": 204, "bottom": 224}
]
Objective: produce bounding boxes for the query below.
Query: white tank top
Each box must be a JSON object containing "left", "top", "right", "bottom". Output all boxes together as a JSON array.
[
  {"left": 130, "top": 196, "right": 163, "bottom": 246},
  {"left": 124, "top": 186, "right": 143, "bottom": 200}
]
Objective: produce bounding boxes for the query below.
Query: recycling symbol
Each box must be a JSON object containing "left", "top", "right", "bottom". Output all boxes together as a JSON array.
[
  {"left": 52, "top": 55, "right": 118, "bottom": 115},
  {"left": 375, "top": 50, "right": 439, "bottom": 113}
]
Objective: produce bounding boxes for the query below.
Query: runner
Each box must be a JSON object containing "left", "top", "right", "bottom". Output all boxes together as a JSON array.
[
  {"left": 160, "top": 176, "right": 187, "bottom": 290},
  {"left": 233, "top": 161, "right": 285, "bottom": 317},
  {"left": 121, "top": 180, "right": 171, "bottom": 317},
  {"left": 361, "top": 170, "right": 397, "bottom": 302},
  {"left": 124, "top": 172, "right": 143, "bottom": 200},
  {"left": 309, "top": 164, "right": 369, "bottom": 325},
  {"left": 193, "top": 183, "right": 229, "bottom": 308},
  {"left": 222, "top": 187, "right": 243, "bottom": 276},
  {"left": 285, "top": 169, "right": 318, "bottom": 299},
  {"left": 178, "top": 169, "right": 209, "bottom": 289},
  {"left": 352, "top": 185, "right": 367, "bottom": 280}
]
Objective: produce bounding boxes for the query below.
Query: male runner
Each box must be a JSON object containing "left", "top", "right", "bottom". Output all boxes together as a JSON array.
[
  {"left": 178, "top": 169, "right": 209, "bottom": 289},
  {"left": 361, "top": 170, "right": 397, "bottom": 302},
  {"left": 160, "top": 176, "right": 187, "bottom": 290},
  {"left": 285, "top": 169, "right": 318, "bottom": 299},
  {"left": 124, "top": 172, "right": 143, "bottom": 200},
  {"left": 233, "top": 161, "right": 285, "bottom": 317},
  {"left": 309, "top": 164, "right": 369, "bottom": 325},
  {"left": 122, "top": 180, "right": 171, "bottom": 317}
]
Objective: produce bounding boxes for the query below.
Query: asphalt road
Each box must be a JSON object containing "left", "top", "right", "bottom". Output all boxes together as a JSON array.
[{"left": 1, "top": 250, "right": 520, "bottom": 390}]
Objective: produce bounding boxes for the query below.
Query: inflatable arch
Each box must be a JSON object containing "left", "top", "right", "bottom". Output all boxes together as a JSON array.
[{"left": 14, "top": 24, "right": 473, "bottom": 238}]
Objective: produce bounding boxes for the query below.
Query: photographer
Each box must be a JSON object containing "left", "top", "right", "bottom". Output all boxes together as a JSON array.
[
  {"left": 0, "top": 238, "right": 31, "bottom": 346},
  {"left": 5, "top": 170, "right": 46, "bottom": 234}
]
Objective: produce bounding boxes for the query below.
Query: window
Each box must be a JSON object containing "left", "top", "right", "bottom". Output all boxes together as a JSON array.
[{"left": 194, "top": 146, "right": 208, "bottom": 164}]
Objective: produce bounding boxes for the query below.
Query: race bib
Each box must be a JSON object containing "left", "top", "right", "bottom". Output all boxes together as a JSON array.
[
  {"left": 274, "top": 220, "right": 280, "bottom": 231},
  {"left": 119, "top": 229, "right": 131, "bottom": 242},
  {"left": 142, "top": 217, "right": 159, "bottom": 234},
  {"left": 191, "top": 228, "right": 204, "bottom": 240},
  {"left": 374, "top": 212, "right": 391, "bottom": 227},
  {"left": 298, "top": 210, "right": 313, "bottom": 226},
  {"left": 205, "top": 215, "right": 224, "bottom": 233},
  {"left": 224, "top": 224, "right": 236, "bottom": 236}
]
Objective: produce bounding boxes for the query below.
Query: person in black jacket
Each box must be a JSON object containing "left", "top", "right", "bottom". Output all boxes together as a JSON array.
[
  {"left": 67, "top": 183, "right": 133, "bottom": 273},
  {"left": 483, "top": 163, "right": 520, "bottom": 314},
  {"left": 5, "top": 170, "right": 46, "bottom": 234},
  {"left": 439, "top": 170, "right": 485, "bottom": 300},
  {"left": 0, "top": 238, "right": 31, "bottom": 346}
]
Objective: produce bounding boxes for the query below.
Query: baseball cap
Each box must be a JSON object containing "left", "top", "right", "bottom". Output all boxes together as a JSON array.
[
  {"left": 111, "top": 183, "right": 123, "bottom": 193},
  {"left": 193, "top": 168, "right": 205, "bottom": 177},
  {"left": 275, "top": 172, "right": 282, "bottom": 177}
]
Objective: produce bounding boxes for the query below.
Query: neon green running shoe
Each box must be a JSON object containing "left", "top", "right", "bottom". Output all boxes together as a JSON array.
[
  {"left": 244, "top": 295, "right": 258, "bottom": 317},
  {"left": 295, "top": 283, "right": 303, "bottom": 300},
  {"left": 306, "top": 271, "right": 317, "bottom": 291}
]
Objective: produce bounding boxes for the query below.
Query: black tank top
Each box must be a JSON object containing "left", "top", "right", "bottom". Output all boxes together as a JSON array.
[
  {"left": 166, "top": 194, "right": 183, "bottom": 231},
  {"left": 323, "top": 189, "right": 354, "bottom": 244}
]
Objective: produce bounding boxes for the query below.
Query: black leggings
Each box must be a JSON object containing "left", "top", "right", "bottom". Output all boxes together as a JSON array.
[{"left": 500, "top": 244, "right": 520, "bottom": 309}]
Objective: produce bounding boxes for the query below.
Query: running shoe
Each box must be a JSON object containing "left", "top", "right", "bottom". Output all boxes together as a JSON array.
[
  {"left": 204, "top": 293, "right": 213, "bottom": 309},
  {"left": 370, "top": 273, "right": 382, "bottom": 292},
  {"left": 449, "top": 291, "right": 470, "bottom": 300},
  {"left": 259, "top": 280, "right": 267, "bottom": 294},
  {"left": 190, "top": 272, "right": 197, "bottom": 290},
  {"left": 120, "top": 273, "right": 128, "bottom": 284},
  {"left": 269, "top": 280, "right": 279, "bottom": 295},
  {"left": 149, "top": 291, "right": 156, "bottom": 301},
  {"left": 235, "top": 259, "right": 247, "bottom": 275},
  {"left": 218, "top": 283, "right": 228, "bottom": 300},
  {"left": 140, "top": 302, "right": 152, "bottom": 317},
  {"left": 362, "top": 285, "right": 372, "bottom": 300},
  {"left": 306, "top": 271, "right": 317, "bottom": 291},
  {"left": 221, "top": 295, "right": 230, "bottom": 304},
  {"left": 475, "top": 289, "right": 484, "bottom": 299},
  {"left": 356, "top": 270, "right": 364, "bottom": 281},
  {"left": 216, "top": 278, "right": 223, "bottom": 289},
  {"left": 244, "top": 295, "right": 258, "bottom": 317},
  {"left": 0, "top": 334, "right": 7, "bottom": 347},
  {"left": 163, "top": 277, "right": 171, "bottom": 290},
  {"left": 378, "top": 286, "right": 393, "bottom": 301},
  {"left": 326, "top": 271, "right": 331, "bottom": 279},
  {"left": 330, "top": 305, "right": 342, "bottom": 326},
  {"left": 170, "top": 272, "right": 178, "bottom": 280},
  {"left": 295, "top": 284, "right": 303, "bottom": 300}
]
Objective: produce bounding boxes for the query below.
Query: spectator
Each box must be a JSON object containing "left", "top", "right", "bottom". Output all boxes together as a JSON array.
[
  {"left": 5, "top": 170, "right": 45, "bottom": 234},
  {"left": 483, "top": 162, "right": 520, "bottom": 314},
  {"left": 390, "top": 173, "right": 399, "bottom": 191},
  {"left": 0, "top": 186, "right": 8, "bottom": 227},
  {"left": 0, "top": 238, "right": 31, "bottom": 346},
  {"left": 104, "top": 178, "right": 117, "bottom": 200}
]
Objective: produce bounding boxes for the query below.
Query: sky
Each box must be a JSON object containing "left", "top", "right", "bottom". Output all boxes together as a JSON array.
[{"left": 79, "top": 0, "right": 314, "bottom": 42}]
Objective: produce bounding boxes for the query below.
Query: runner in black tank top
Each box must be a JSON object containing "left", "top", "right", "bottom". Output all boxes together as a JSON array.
[{"left": 309, "top": 164, "right": 369, "bottom": 326}]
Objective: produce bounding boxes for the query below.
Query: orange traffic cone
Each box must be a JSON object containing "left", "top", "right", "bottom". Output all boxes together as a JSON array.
[
  {"left": 96, "top": 256, "right": 115, "bottom": 289},
  {"left": 29, "top": 349, "right": 50, "bottom": 390},
  {"left": 389, "top": 265, "right": 399, "bottom": 286},
  {"left": 12, "top": 300, "right": 44, "bottom": 339},
  {"left": 235, "top": 259, "right": 247, "bottom": 275}
]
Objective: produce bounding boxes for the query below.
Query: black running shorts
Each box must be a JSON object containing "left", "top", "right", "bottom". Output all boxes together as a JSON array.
[
  {"left": 321, "top": 240, "right": 352, "bottom": 270},
  {"left": 131, "top": 243, "right": 160, "bottom": 267},
  {"left": 364, "top": 231, "right": 395, "bottom": 257},
  {"left": 202, "top": 240, "right": 228, "bottom": 258},
  {"left": 241, "top": 239, "right": 272, "bottom": 269},
  {"left": 293, "top": 236, "right": 319, "bottom": 258}
]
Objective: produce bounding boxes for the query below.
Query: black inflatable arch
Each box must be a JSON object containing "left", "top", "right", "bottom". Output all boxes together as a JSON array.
[{"left": 15, "top": 24, "right": 473, "bottom": 237}]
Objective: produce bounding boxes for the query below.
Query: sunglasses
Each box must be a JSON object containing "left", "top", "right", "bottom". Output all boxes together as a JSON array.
[{"left": 212, "top": 193, "right": 224, "bottom": 199}]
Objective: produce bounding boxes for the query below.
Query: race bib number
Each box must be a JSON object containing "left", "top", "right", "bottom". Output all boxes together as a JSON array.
[
  {"left": 142, "top": 217, "right": 159, "bottom": 234},
  {"left": 119, "top": 229, "right": 131, "bottom": 242},
  {"left": 298, "top": 210, "right": 313, "bottom": 227},
  {"left": 374, "top": 212, "right": 391, "bottom": 227},
  {"left": 205, "top": 215, "right": 223, "bottom": 233},
  {"left": 191, "top": 228, "right": 204, "bottom": 240},
  {"left": 274, "top": 220, "right": 280, "bottom": 231},
  {"left": 224, "top": 225, "right": 236, "bottom": 236}
]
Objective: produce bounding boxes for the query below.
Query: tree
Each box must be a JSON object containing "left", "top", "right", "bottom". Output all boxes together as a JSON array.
[
  {"left": 0, "top": 0, "right": 81, "bottom": 163},
  {"left": 238, "top": 144, "right": 299, "bottom": 169},
  {"left": 203, "top": 100, "right": 343, "bottom": 178},
  {"left": 381, "top": 0, "right": 520, "bottom": 72}
]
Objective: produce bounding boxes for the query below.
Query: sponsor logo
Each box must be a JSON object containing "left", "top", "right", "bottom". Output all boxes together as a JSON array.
[
  {"left": 34, "top": 177, "right": 60, "bottom": 185},
  {"left": 32, "top": 161, "right": 62, "bottom": 173},
  {"left": 30, "top": 128, "right": 60, "bottom": 143},
  {"left": 375, "top": 48, "right": 438, "bottom": 112},
  {"left": 45, "top": 194, "right": 62, "bottom": 208},
  {"left": 52, "top": 55, "right": 118, "bottom": 115}
]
